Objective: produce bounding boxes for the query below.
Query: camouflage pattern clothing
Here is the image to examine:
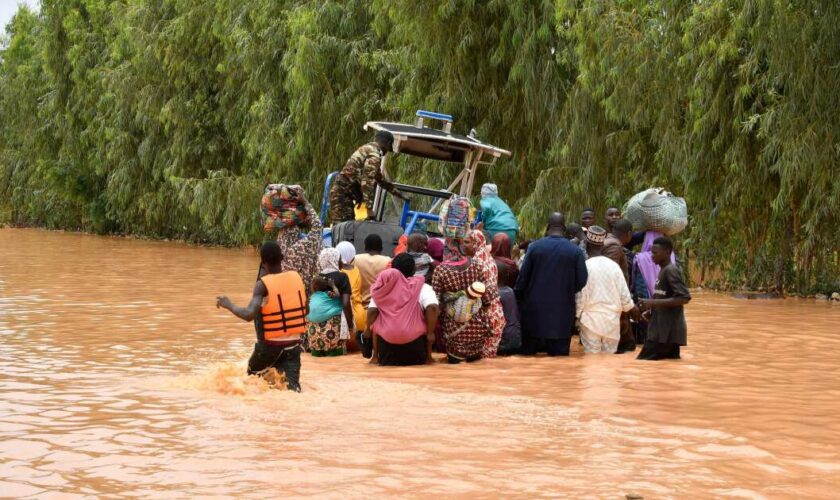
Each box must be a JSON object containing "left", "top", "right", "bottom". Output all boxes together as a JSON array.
[{"left": 329, "top": 142, "right": 399, "bottom": 223}]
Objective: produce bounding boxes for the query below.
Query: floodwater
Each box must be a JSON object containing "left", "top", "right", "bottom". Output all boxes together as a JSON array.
[{"left": 1, "top": 228, "right": 839, "bottom": 499}]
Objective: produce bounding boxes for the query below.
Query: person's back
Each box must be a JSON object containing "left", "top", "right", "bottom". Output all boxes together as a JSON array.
[
  {"left": 355, "top": 234, "right": 391, "bottom": 305},
  {"left": 516, "top": 234, "right": 587, "bottom": 335},
  {"left": 479, "top": 183, "right": 519, "bottom": 241},
  {"left": 497, "top": 285, "right": 521, "bottom": 355},
  {"left": 356, "top": 253, "right": 390, "bottom": 303},
  {"left": 216, "top": 241, "right": 306, "bottom": 391},
  {"left": 578, "top": 256, "right": 632, "bottom": 323},
  {"left": 515, "top": 218, "right": 588, "bottom": 357}
]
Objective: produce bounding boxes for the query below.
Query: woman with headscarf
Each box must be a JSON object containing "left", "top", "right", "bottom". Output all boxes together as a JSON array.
[
  {"left": 306, "top": 248, "right": 354, "bottom": 356},
  {"left": 367, "top": 254, "right": 439, "bottom": 366},
  {"left": 432, "top": 232, "right": 497, "bottom": 363},
  {"left": 464, "top": 230, "right": 506, "bottom": 358},
  {"left": 275, "top": 188, "right": 322, "bottom": 288},
  {"left": 632, "top": 231, "right": 676, "bottom": 344},
  {"left": 478, "top": 183, "right": 519, "bottom": 243},
  {"left": 491, "top": 233, "right": 519, "bottom": 288},
  {"left": 427, "top": 238, "right": 444, "bottom": 264},
  {"left": 336, "top": 241, "right": 366, "bottom": 352}
]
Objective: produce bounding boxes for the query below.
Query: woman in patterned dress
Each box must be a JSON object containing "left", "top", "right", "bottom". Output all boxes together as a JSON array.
[
  {"left": 464, "top": 230, "right": 506, "bottom": 358},
  {"left": 431, "top": 236, "right": 495, "bottom": 363},
  {"left": 307, "top": 248, "right": 352, "bottom": 356}
]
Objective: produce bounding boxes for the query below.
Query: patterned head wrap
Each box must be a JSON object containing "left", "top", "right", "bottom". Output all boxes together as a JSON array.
[{"left": 318, "top": 247, "right": 341, "bottom": 274}]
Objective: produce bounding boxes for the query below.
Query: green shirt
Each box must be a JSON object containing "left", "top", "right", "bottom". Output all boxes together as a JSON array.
[{"left": 479, "top": 196, "right": 519, "bottom": 233}]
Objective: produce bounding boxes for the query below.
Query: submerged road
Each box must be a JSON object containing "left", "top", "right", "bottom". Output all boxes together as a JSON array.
[{"left": 1, "top": 228, "right": 838, "bottom": 498}]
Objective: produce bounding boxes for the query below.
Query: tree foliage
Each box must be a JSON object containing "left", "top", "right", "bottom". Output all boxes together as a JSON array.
[{"left": 1, "top": 0, "right": 837, "bottom": 293}]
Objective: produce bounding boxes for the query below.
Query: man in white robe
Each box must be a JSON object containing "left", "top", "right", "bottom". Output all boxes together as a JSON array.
[{"left": 576, "top": 227, "right": 640, "bottom": 354}]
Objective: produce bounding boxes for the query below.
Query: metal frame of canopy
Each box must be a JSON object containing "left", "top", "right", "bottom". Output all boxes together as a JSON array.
[
  {"left": 363, "top": 110, "right": 512, "bottom": 222},
  {"left": 320, "top": 110, "right": 512, "bottom": 237}
]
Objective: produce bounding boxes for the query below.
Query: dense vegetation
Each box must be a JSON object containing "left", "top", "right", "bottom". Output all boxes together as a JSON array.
[{"left": 1, "top": 1, "right": 838, "bottom": 293}]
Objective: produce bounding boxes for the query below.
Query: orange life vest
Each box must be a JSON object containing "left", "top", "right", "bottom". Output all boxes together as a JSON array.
[{"left": 258, "top": 271, "right": 307, "bottom": 343}]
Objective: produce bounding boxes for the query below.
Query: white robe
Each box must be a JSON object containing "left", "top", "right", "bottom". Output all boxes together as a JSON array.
[{"left": 576, "top": 256, "right": 634, "bottom": 352}]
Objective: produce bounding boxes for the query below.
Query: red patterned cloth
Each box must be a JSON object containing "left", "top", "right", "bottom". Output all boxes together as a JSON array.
[
  {"left": 431, "top": 259, "right": 492, "bottom": 360},
  {"left": 466, "top": 231, "right": 505, "bottom": 358}
]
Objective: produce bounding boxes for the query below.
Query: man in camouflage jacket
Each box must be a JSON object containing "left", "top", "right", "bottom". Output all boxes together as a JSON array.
[{"left": 329, "top": 130, "right": 405, "bottom": 224}]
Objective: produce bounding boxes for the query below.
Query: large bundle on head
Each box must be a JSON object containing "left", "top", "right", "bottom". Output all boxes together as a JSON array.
[
  {"left": 438, "top": 196, "right": 472, "bottom": 239},
  {"left": 261, "top": 184, "right": 309, "bottom": 232},
  {"left": 623, "top": 188, "right": 688, "bottom": 236}
]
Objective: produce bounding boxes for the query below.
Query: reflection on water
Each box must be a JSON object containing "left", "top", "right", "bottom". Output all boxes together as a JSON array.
[{"left": 1, "top": 228, "right": 839, "bottom": 497}]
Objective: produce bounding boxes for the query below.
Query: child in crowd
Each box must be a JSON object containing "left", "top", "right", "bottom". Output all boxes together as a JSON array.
[
  {"left": 444, "top": 281, "right": 486, "bottom": 324},
  {"left": 307, "top": 277, "right": 341, "bottom": 319},
  {"left": 637, "top": 236, "right": 690, "bottom": 360}
]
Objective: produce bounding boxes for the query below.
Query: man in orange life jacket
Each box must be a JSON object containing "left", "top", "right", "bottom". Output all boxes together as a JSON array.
[{"left": 216, "top": 241, "right": 307, "bottom": 392}]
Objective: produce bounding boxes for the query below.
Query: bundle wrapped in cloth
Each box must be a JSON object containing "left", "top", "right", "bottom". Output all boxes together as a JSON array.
[
  {"left": 260, "top": 184, "right": 309, "bottom": 232},
  {"left": 438, "top": 196, "right": 473, "bottom": 239},
  {"left": 623, "top": 188, "right": 688, "bottom": 236}
]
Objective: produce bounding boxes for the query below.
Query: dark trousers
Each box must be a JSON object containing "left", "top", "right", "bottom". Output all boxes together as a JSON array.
[
  {"left": 247, "top": 342, "right": 302, "bottom": 392},
  {"left": 520, "top": 336, "right": 572, "bottom": 357},
  {"left": 633, "top": 321, "right": 648, "bottom": 345},
  {"left": 637, "top": 340, "right": 681, "bottom": 360}
]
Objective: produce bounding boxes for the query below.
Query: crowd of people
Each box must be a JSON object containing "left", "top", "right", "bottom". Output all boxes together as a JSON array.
[{"left": 216, "top": 182, "right": 691, "bottom": 392}]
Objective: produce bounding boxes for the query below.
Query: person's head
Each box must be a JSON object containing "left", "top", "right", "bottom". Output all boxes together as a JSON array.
[
  {"left": 651, "top": 236, "right": 674, "bottom": 266},
  {"left": 490, "top": 232, "right": 512, "bottom": 258},
  {"left": 580, "top": 208, "right": 595, "bottom": 228},
  {"left": 546, "top": 212, "right": 566, "bottom": 236},
  {"left": 612, "top": 219, "right": 633, "bottom": 245},
  {"left": 364, "top": 234, "right": 383, "bottom": 254},
  {"left": 565, "top": 222, "right": 582, "bottom": 240},
  {"left": 585, "top": 225, "right": 607, "bottom": 255},
  {"left": 463, "top": 230, "right": 486, "bottom": 257},
  {"left": 427, "top": 238, "right": 444, "bottom": 263},
  {"left": 408, "top": 233, "right": 428, "bottom": 253},
  {"left": 480, "top": 183, "right": 498, "bottom": 199},
  {"left": 605, "top": 207, "right": 621, "bottom": 229},
  {"left": 260, "top": 241, "right": 282, "bottom": 270},
  {"left": 375, "top": 130, "right": 394, "bottom": 152},
  {"left": 311, "top": 276, "right": 334, "bottom": 293},
  {"left": 466, "top": 281, "right": 486, "bottom": 300},
  {"left": 318, "top": 247, "right": 341, "bottom": 273},
  {"left": 336, "top": 241, "right": 356, "bottom": 268},
  {"left": 391, "top": 253, "right": 416, "bottom": 278}
]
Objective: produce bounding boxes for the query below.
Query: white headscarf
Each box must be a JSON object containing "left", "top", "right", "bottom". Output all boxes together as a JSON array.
[
  {"left": 335, "top": 241, "right": 356, "bottom": 266},
  {"left": 318, "top": 248, "right": 341, "bottom": 274},
  {"left": 481, "top": 183, "right": 498, "bottom": 198}
]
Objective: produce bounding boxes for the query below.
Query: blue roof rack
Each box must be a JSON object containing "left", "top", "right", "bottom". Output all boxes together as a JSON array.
[
  {"left": 416, "top": 110, "right": 453, "bottom": 122},
  {"left": 415, "top": 110, "right": 453, "bottom": 133}
]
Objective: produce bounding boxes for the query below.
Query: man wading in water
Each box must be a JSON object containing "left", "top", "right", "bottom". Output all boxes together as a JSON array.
[{"left": 217, "top": 241, "right": 307, "bottom": 391}]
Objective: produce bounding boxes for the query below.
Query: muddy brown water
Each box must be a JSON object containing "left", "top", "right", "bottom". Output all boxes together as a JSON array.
[{"left": 1, "top": 228, "right": 839, "bottom": 498}]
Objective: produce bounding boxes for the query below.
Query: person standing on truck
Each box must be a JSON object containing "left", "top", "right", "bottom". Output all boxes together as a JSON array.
[{"left": 329, "top": 130, "right": 406, "bottom": 224}]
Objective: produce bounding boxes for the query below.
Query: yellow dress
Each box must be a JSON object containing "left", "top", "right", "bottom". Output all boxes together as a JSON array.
[{"left": 341, "top": 266, "right": 367, "bottom": 333}]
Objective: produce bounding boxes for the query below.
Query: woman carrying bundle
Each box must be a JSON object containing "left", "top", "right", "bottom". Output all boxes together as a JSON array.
[
  {"left": 306, "top": 248, "right": 354, "bottom": 356},
  {"left": 366, "top": 254, "right": 439, "bottom": 366}
]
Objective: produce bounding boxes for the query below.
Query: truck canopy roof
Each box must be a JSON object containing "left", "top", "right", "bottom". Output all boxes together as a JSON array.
[{"left": 364, "top": 121, "right": 511, "bottom": 163}]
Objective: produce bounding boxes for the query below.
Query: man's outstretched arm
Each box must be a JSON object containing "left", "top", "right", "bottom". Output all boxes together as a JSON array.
[{"left": 217, "top": 280, "right": 267, "bottom": 322}]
